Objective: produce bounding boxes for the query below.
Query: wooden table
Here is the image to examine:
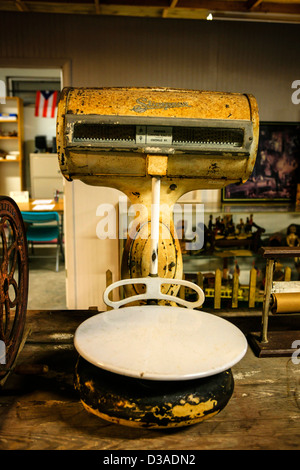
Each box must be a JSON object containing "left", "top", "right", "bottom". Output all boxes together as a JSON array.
[
  {"left": 0, "top": 309, "right": 299, "bottom": 450},
  {"left": 17, "top": 198, "right": 64, "bottom": 213}
]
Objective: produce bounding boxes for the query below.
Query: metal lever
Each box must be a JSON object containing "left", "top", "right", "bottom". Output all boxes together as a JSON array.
[{"left": 149, "top": 175, "right": 160, "bottom": 276}]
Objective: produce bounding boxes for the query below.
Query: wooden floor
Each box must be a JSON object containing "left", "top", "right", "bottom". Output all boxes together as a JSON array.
[{"left": 0, "top": 309, "right": 299, "bottom": 450}]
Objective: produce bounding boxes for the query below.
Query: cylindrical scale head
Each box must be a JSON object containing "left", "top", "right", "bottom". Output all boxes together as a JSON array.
[
  {"left": 57, "top": 87, "right": 259, "bottom": 296},
  {"left": 57, "top": 87, "right": 258, "bottom": 427}
]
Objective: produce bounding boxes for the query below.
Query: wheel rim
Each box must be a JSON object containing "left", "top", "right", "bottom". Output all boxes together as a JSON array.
[{"left": 0, "top": 196, "right": 28, "bottom": 380}]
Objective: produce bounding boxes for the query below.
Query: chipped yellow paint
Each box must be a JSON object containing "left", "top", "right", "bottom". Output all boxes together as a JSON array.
[
  {"left": 147, "top": 155, "right": 168, "bottom": 176},
  {"left": 77, "top": 378, "right": 222, "bottom": 428},
  {"left": 115, "top": 399, "right": 136, "bottom": 409},
  {"left": 82, "top": 380, "right": 95, "bottom": 393},
  {"left": 187, "top": 394, "right": 200, "bottom": 404},
  {"left": 171, "top": 398, "right": 217, "bottom": 418},
  {"left": 63, "top": 87, "right": 253, "bottom": 120},
  {"left": 80, "top": 400, "right": 220, "bottom": 429}
]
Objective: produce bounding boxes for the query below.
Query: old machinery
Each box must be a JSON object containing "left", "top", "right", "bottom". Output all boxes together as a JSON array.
[
  {"left": 57, "top": 87, "right": 259, "bottom": 427},
  {"left": 57, "top": 87, "right": 259, "bottom": 289}
]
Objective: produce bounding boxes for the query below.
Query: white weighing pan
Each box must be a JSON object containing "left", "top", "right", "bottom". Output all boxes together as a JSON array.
[{"left": 74, "top": 305, "right": 247, "bottom": 381}]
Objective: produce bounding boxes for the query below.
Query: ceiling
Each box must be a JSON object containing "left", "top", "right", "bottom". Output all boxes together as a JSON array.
[{"left": 1, "top": 0, "right": 300, "bottom": 23}]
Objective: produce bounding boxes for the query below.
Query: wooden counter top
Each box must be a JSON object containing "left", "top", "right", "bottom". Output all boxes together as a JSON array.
[{"left": 0, "top": 309, "right": 299, "bottom": 450}]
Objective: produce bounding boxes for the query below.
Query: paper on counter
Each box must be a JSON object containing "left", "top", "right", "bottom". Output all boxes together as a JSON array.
[
  {"left": 33, "top": 204, "right": 55, "bottom": 210},
  {"left": 32, "top": 199, "right": 53, "bottom": 205}
]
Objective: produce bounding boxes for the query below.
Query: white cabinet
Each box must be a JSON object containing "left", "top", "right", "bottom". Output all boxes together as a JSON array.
[
  {"left": 30, "top": 153, "right": 64, "bottom": 198},
  {"left": 63, "top": 181, "right": 121, "bottom": 310}
]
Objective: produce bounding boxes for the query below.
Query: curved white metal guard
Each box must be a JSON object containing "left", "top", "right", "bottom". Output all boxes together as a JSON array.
[{"left": 103, "top": 276, "right": 205, "bottom": 309}]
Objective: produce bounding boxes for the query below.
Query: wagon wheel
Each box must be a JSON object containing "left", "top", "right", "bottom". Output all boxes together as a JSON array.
[{"left": 0, "top": 196, "right": 28, "bottom": 382}]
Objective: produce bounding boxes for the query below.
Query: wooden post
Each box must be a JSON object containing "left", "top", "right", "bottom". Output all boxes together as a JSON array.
[
  {"left": 214, "top": 268, "right": 222, "bottom": 309},
  {"left": 261, "top": 259, "right": 274, "bottom": 343},
  {"left": 249, "top": 267, "right": 257, "bottom": 308},
  {"left": 197, "top": 272, "right": 203, "bottom": 308},
  {"left": 284, "top": 266, "right": 292, "bottom": 282},
  {"left": 197, "top": 272, "right": 203, "bottom": 290},
  {"left": 231, "top": 271, "right": 239, "bottom": 308}
]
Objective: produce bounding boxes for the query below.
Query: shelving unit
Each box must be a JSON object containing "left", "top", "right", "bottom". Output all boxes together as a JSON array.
[{"left": 0, "top": 97, "right": 24, "bottom": 194}]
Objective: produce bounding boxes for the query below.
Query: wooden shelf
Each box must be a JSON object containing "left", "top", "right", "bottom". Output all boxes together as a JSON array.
[
  {"left": 0, "top": 136, "right": 18, "bottom": 140},
  {"left": 176, "top": 201, "right": 298, "bottom": 214},
  {"left": 0, "top": 97, "right": 24, "bottom": 193}
]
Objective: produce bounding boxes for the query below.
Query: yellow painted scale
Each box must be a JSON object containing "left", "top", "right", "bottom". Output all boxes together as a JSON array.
[{"left": 57, "top": 87, "right": 259, "bottom": 428}]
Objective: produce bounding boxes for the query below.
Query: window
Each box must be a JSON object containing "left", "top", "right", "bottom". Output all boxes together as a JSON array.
[{"left": 7, "top": 77, "right": 61, "bottom": 105}]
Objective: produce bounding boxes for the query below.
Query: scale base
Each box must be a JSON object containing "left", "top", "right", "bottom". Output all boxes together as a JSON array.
[
  {"left": 248, "top": 331, "right": 300, "bottom": 357},
  {"left": 74, "top": 356, "right": 234, "bottom": 429}
]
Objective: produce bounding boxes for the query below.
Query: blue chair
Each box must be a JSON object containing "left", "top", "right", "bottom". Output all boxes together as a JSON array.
[{"left": 21, "top": 211, "right": 64, "bottom": 272}]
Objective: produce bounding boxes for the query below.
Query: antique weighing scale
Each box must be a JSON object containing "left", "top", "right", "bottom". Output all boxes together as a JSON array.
[{"left": 56, "top": 87, "right": 259, "bottom": 428}]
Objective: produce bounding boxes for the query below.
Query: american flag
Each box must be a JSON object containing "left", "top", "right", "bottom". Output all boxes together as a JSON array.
[{"left": 35, "top": 90, "right": 58, "bottom": 118}]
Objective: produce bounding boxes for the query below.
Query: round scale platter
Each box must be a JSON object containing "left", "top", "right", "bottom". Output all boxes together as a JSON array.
[{"left": 74, "top": 305, "right": 247, "bottom": 381}]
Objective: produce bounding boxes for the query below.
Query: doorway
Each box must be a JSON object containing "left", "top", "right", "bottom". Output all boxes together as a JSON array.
[{"left": 0, "top": 65, "right": 67, "bottom": 309}]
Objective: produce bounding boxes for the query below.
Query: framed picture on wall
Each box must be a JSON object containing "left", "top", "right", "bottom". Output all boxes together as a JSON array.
[{"left": 222, "top": 122, "right": 300, "bottom": 203}]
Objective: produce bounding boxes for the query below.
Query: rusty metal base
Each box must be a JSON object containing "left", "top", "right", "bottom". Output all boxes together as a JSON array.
[
  {"left": 74, "top": 356, "right": 234, "bottom": 429},
  {"left": 248, "top": 331, "right": 300, "bottom": 358}
]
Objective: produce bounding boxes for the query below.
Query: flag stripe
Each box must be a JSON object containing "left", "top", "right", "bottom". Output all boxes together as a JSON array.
[{"left": 42, "top": 94, "right": 48, "bottom": 117}]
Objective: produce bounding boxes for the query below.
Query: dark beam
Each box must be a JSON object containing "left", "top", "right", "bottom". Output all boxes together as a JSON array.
[
  {"left": 246, "top": 0, "right": 263, "bottom": 10},
  {"left": 15, "top": 0, "right": 29, "bottom": 12}
]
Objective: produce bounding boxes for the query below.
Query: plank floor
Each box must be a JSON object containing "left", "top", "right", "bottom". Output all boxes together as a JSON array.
[{"left": 0, "top": 310, "right": 299, "bottom": 450}]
